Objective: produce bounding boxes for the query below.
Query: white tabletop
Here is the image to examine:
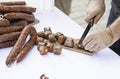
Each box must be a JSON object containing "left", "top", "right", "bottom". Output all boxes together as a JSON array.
[{"left": 0, "top": 1, "right": 120, "bottom": 79}]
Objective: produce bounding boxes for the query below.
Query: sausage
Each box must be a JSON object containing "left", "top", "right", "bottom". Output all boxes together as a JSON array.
[
  {"left": 40, "top": 74, "right": 49, "bottom": 79},
  {"left": 53, "top": 45, "right": 62, "bottom": 55},
  {"left": 46, "top": 42, "right": 54, "bottom": 52},
  {"left": 35, "top": 37, "right": 45, "bottom": 45},
  {"left": 54, "top": 32, "right": 66, "bottom": 44},
  {"left": 0, "top": 32, "right": 21, "bottom": 43},
  {"left": 0, "top": 18, "right": 10, "bottom": 27},
  {"left": 0, "top": 1, "right": 26, "bottom": 6},
  {"left": 55, "top": 32, "right": 64, "bottom": 40},
  {"left": 44, "top": 27, "right": 52, "bottom": 32},
  {"left": 6, "top": 26, "right": 37, "bottom": 67},
  {"left": 38, "top": 46, "right": 48, "bottom": 55},
  {"left": 37, "top": 31, "right": 46, "bottom": 38},
  {"left": 48, "top": 33, "right": 56, "bottom": 42},
  {"left": 0, "top": 40, "right": 17, "bottom": 48},
  {"left": 57, "top": 35, "right": 66, "bottom": 44},
  {"left": 16, "top": 36, "right": 36, "bottom": 62},
  {"left": 10, "top": 20, "right": 28, "bottom": 26},
  {"left": 38, "top": 42, "right": 46, "bottom": 46},
  {"left": 4, "top": 13, "right": 35, "bottom": 21},
  {"left": 64, "top": 37, "right": 74, "bottom": 48},
  {"left": 0, "top": 15, "right": 10, "bottom": 27},
  {"left": 44, "top": 31, "right": 52, "bottom": 39},
  {"left": 43, "top": 39, "right": 49, "bottom": 44},
  {"left": 0, "top": 25, "right": 24, "bottom": 35},
  {"left": 0, "top": 5, "right": 36, "bottom": 13}
]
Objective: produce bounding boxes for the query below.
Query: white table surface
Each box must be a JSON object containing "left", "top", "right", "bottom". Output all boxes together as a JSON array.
[{"left": 0, "top": 1, "right": 120, "bottom": 79}]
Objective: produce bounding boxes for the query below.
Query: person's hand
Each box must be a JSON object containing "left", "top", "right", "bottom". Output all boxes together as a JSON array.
[
  {"left": 85, "top": 0, "right": 105, "bottom": 24},
  {"left": 82, "top": 28, "right": 118, "bottom": 52}
]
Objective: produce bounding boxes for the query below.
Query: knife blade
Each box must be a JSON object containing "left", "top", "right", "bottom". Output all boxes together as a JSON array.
[{"left": 77, "top": 17, "right": 95, "bottom": 48}]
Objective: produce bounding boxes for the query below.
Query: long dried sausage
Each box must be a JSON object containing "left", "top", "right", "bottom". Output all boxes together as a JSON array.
[
  {"left": 0, "top": 18, "right": 10, "bottom": 27},
  {"left": 4, "top": 13, "right": 35, "bottom": 21},
  {"left": 10, "top": 20, "right": 28, "bottom": 26},
  {"left": 16, "top": 34, "right": 36, "bottom": 62},
  {"left": 0, "top": 40, "right": 17, "bottom": 48},
  {"left": 0, "top": 5, "right": 36, "bottom": 13},
  {"left": 0, "top": 26, "right": 24, "bottom": 35},
  {"left": 0, "top": 32, "right": 21, "bottom": 43},
  {"left": 0, "top": 1, "right": 26, "bottom": 6},
  {"left": 6, "top": 26, "right": 37, "bottom": 67},
  {"left": 0, "top": 15, "right": 10, "bottom": 27}
]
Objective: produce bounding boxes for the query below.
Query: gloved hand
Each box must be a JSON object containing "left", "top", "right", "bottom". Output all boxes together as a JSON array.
[
  {"left": 82, "top": 27, "right": 119, "bottom": 52},
  {"left": 85, "top": 0, "right": 105, "bottom": 24}
]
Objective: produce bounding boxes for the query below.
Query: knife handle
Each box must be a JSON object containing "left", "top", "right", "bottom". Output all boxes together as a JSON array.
[{"left": 77, "top": 17, "right": 95, "bottom": 48}]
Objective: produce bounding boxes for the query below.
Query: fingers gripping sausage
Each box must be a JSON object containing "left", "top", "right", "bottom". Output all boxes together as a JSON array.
[
  {"left": 4, "top": 13, "right": 35, "bottom": 21},
  {"left": 6, "top": 26, "right": 37, "bottom": 67}
]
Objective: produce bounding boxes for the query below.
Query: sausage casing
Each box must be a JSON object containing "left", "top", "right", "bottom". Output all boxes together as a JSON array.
[
  {"left": 0, "top": 32, "right": 21, "bottom": 43},
  {"left": 0, "top": 5, "right": 36, "bottom": 13},
  {"left": 0, "top": 18, "right": 10, "bottom": 27},
  {"left": 0, "top": 25, "right": 24, "bottom": 35},
  {"left": 6, "top": 26, "right": 37, "bottom": 66},
  {"left": 0, "top": 1, "right": 26, "bottom": 6},
  {"left": 0, "top": 40, "right": 17, "bottom": 48},
  {"left": 10, "top": 20, "right": 28, "bottom": 26},
  {"left": 4, "top": 13, "right": 35, "bottom": 21}
]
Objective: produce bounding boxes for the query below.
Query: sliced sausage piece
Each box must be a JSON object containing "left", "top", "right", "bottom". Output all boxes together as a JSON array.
[
  {"left": 44, "top": 31, "right": 52, "bottom": 39},
  {"left": 57, "top": 35, "right": 66, "bottom": 44},
  {"left": 53, "top": 45, "right": 62, "bottom": 55},
  {"left": 35, "top": 37, "right": 45, "bottom": 45},
  {"left": 64, "top": 37, "right": 74, "bottom": 48},
  {"left": 38, "top": 46, "right": 48, "bottom": 55},
  {"left": 48, "top": 33, "right": 56, "bottom": 42},
  {"left": 55, "top": 32, "right": 63, "bottom": 40},
  {"left": 47, "top": 42, "right": 54, "bottom": 52},
  {"left": 44, "top": 27, "right": 52, "bottom": 32},
  {"left": 37, "top": 31, "right": 46, "bottom": 38}
]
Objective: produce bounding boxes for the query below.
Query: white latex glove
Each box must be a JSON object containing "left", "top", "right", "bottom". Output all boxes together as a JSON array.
[
  {"left": 85, "top": 0, "right": 105, "bottom": 24},
  {"left": 82, "top": 28, "right": 118, "bottom": 52}
]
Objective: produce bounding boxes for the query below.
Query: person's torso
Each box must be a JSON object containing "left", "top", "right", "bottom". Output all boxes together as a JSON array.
[
  {"left": 112, "top": 0, "right": 120, "bottom": 16},
  {"left": 112, "top": 0, "right": 120, "bottom": 8}
]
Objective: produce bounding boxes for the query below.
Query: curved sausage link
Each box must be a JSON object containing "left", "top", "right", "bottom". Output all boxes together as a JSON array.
[
  {"left": 16, "top": 36, "right": 36, "bottom": 62},
  {"left": 6, "top": 26, "right": 37, "bottom": 67}
]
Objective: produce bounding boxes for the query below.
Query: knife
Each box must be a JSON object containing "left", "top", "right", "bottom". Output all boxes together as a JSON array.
[{"left": 77, "top": 17, "right": 95, "bottom": 48}]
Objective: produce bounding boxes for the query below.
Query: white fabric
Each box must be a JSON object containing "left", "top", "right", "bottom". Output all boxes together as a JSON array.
[{"left": 0, "top": 0, "right": 120, "bottom": 79}]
